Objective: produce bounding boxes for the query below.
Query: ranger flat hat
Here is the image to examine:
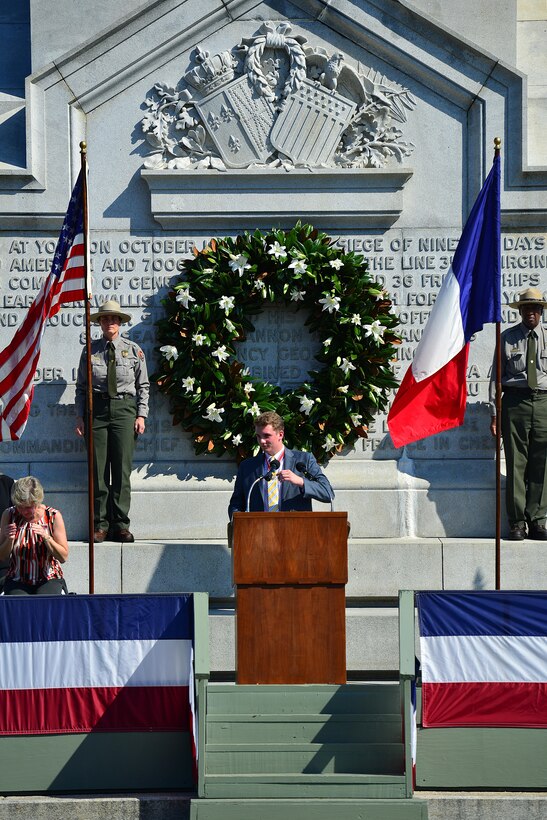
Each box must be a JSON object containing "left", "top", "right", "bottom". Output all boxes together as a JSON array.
[
  {"left": 509, "top": 287, "right": 547, "bottom": 310},
  {"left": 89, "top": 299, "right": 131, "bottom": 324}
]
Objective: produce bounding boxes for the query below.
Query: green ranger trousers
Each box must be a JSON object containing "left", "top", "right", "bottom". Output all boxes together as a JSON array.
[
  {"left": 90, "top": 395, "right": 137, "bottom": 532},
  {"left": 501, "top": 389, "right": 547, "bottom": 528}
]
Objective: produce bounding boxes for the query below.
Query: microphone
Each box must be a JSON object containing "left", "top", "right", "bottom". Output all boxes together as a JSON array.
[
  {"left": 264, "top": 457, "right": 280, "bottom": 481},
  {"left": 296, "top": 461, "right": 312, "bottom": 480},
  {"left": 245, "top": 457, "right": 280, "bottom": 511}
]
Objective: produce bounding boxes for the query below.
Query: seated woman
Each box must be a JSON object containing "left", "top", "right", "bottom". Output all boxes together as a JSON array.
[{"left": 0, "top": 476, "right": 69, "bottom": 595}]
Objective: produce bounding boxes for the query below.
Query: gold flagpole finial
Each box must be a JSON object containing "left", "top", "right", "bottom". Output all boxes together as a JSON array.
[
  {"left": 79, "top": 141, "right": 87, "bottom": 154},
  {"left": 494, "top": 137, "right": 501, "bottom": 155}
]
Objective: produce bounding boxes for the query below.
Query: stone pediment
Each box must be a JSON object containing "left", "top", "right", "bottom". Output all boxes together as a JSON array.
[{"left": 0, "top": 0, "right": 545, "bottom": 227}]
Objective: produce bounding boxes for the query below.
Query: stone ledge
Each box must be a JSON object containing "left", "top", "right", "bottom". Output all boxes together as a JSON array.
[
  {"left": 141, "top": 167, "right": 413, "bottom": 230},
  {"left": 62, "top": 538, "right": 547, "bottom": 598},
  {"left": 0, "top": 792, "right": 545, "bottom": 820}
]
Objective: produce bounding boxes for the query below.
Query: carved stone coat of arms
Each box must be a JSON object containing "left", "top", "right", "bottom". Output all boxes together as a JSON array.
[{"left": 140, "top": 22, "right": 416, "bottom": 171}]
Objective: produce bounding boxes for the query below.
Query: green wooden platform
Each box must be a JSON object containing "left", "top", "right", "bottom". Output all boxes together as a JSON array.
[
  {"left": 199, "top": 682, "right": 408, "bottom": 799},
  {"left": 0, "top": 593, "right": 210, "bottom": 795}
]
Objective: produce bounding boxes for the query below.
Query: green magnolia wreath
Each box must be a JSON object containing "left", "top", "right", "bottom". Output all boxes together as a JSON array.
[{"left": 154, "top": 223, "right": 400, "bottom": 463}]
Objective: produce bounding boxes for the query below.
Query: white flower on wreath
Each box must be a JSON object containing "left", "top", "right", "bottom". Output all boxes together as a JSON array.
[
  {"left": 254, "top": 279, "right": 268, "bottom": 298},
  {"left": 192, "top": 332, "right": 206, "bottom": 346},
  {"left": 232, "top": 433, "right": 243, "bottom": 446},
  {"left": 202, "top": 268, "right": 215, "bottom": 274},
  {"left": 329, "top": 258, "right": 344, "bottom": 270},
  {"left": 351, "top": 413, "right": 363, "bottom": 427},
  {"left": 323, "top": 337, "right": 332, "bottom": 348},
  {"left": 176, "top": 286, "right": 195, "bottom": 309},
  {"left": 289, "top": 258, "right": 307, "bottom": 274},
  {"left": 219, "top": 295, "right": 235, "bottom": 314},
  {"left": 160, "top": 345, "right": 178, "bottom": 361},
  {"left": 368, "top": 384, "right": 383, "bottom": 403},
  {"left": 337, "top": 385, "right": 349, "bottom": 394},
  {"left": 299, "top": 395, "right": 315, "bottom": 415},
  {"left": 322, "top": 434, "right": 337, "bottom": 452},
  {"left": 225, "top": 319, "right": 236, "bottom": 333},
  {"left": 339, "top": 358, "right": 356, "bottom": 375},
  {"left": 212, "top": 345, "right": 229, "bottom": 362},
  {"left": 243, "top": 382, "right": 255, "bottom": 396},
  {"left": 203, "top": 403, "right": 224, "bottom": 423},
  {"left": 290, "top": 288, "right": 305, "bottom": 302},
  {"left": 350, "top": 314, "right": 362, "bottom": 326},
  {"left": 319, "top": 293, "right": 341, "bottom": 313},
  {"left": 182, "top": 376, "right": 195, "bottom": 392},
  {"left": 268, "top": 241, "right": 286, "bottom": 259},
  {"left": 228, "top": 253, "right": 251, "bottom": 277},
  {"left": 247, "top": 402, "right": 260, "bottom": 418},
  {"left": 363, "top": 320, "right": 386, "bottom": 343}
]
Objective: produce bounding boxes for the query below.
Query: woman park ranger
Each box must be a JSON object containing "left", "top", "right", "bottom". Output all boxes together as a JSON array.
[{"left": 75, "top": 300, "right": 149, "bottom": 543}]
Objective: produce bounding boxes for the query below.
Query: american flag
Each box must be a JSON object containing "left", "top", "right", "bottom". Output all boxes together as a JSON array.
[{"left": 0, "top": 170, "right": 89, "bottom": 441}]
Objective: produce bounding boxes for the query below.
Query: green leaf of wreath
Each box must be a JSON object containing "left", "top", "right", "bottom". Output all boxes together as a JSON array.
[{"left": 153, "top": 222, "right": 400, "bottom": 464}]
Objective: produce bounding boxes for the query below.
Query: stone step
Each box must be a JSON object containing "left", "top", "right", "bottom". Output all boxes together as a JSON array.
[
  {"left": 58, "top": 538, "right": 547, "bottom": 675},
  {"left": 0, "top": 791, "right": 544, "bottom": 820},
  {"left": 62, "top": 538, "right": 547, "bottom": 599}
]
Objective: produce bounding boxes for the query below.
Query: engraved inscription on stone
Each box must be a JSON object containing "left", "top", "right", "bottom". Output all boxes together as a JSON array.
[
  {"left": 235, "top": 304, "right": 322, "bottom": 391},
  {"left": 0, "top": 229, "right": 544, "bottom": 461}
]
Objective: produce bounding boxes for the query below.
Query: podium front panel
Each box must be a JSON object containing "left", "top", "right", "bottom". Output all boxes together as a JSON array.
[{"left": 236, "top": 584, "right": 346, "bottom": 684}]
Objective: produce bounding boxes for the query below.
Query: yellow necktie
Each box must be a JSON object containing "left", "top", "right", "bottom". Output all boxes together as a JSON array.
[{"left": 267, "top": 459, "right": 279, "bottom": 511}]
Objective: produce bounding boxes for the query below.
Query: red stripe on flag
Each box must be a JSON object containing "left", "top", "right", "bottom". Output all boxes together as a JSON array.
[
  {"left": 422, "top": 681, "right": 547, "bottom": 728},
  {"left": 0, "top": 177, "right": 87, "bottom": 440},
  {"left": 0, "top": 686, "right": 191, "bottom": 735},
  {"left": 387, "top": 346, "right": 469, "bottom": 448}
]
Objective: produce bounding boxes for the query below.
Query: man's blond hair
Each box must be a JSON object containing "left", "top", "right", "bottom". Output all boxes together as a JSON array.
[{"left": 254, "top": 411, "right": 284, "bottom": 432}]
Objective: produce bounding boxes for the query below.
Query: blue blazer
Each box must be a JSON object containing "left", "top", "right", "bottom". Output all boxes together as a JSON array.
[{"left": 228, "top": 447, "right": 334, "bottom": 518}]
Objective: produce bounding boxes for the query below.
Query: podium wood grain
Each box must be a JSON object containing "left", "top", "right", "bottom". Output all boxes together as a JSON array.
[{"left": 232, "top": 512, "right": 348, "bottom": 684}]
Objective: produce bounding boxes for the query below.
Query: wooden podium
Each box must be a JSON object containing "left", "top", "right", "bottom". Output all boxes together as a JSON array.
[{"left": 232, "top": 511, "right": 348, "bottom": 685}]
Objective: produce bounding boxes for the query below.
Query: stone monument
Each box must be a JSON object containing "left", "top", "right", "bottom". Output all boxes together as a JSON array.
[{"left": 0, "top": 0, "right": 545, "bottom": 557}]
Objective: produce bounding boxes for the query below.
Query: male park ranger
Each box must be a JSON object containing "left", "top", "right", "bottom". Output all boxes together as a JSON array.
[
  {"left": 75, "top": 300, "right": 149, "bottom": 543},
  {"left": 490, "top": 287, "right": 547, "bottom": 541}
]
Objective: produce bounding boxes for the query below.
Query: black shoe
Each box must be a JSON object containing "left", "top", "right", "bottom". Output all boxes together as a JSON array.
[
  {"left": 110, "top": 528, "right": 135, "bottom": 543},
  {"left": 94, "top": 529, "right": 108, "bottom": 543},
  {"left": 508, "top": 524, "right": 526, "bottom": 541},
  {"left": 529, "top": 523, "right": 547, "bottom": 541}
]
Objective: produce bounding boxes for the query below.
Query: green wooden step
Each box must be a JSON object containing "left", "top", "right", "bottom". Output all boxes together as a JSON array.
[
  {"left": 207, "top": 713, "right": 402, "bottom": 744},
  {"left": 207, "top": 684, "right": 401, "bottom": 716},
  {"left": 205, "top": 742, "right": 404, "bottom": 775},
  {"left": 201, "top": 773, "right": 409, "bottom": 800},
  {"left": 191, "top": 797, "right": 428, "bottom": 819}
]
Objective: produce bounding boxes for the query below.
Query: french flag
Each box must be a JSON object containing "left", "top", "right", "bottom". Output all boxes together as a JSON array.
[
  {"left": 417, "top": 591, "right": 547, "bottom": 728},
  {"left": 0, "top": 595, "right": 196, "bottom": 739},
  {"left": 387, "top": 154, "right": 501, "bottom": 448}
]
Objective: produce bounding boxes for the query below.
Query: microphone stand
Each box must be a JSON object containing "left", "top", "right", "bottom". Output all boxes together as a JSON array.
[{"left": 246, "top": 459, "right": 280, "bottom": 512}]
